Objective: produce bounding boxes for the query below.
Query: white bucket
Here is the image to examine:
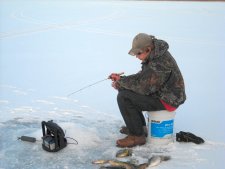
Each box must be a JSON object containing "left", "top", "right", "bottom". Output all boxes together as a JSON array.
[{"left": 147, "top": 110, "right": 176, "bottom": 145}]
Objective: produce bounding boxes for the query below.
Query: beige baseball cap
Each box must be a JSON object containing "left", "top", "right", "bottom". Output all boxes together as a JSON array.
[{"left": 128, "top": 33, "right": 154, "bottom": 56}]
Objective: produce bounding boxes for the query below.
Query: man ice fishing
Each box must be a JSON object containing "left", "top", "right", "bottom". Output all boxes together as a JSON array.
[{"left": 109, "top": 33, "right": 186, "bottom": 148}]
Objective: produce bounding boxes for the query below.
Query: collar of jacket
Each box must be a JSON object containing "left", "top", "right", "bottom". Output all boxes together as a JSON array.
[{"left": 142, "top": 38, "right": 169, "bottom": 64}]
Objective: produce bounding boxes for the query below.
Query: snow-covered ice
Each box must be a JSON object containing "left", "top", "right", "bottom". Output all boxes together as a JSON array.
[{"left": 0, "top": 0, "right": 225, "bottom": 169}]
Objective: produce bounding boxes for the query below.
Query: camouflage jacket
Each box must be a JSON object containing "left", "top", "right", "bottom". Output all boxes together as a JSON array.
[{"left": 117, "top": 38, "right": 186, "bottom": 108}]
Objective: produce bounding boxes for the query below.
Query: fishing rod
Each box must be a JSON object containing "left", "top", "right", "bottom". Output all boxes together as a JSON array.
[{"left": 67, "top": 72, "right": 124, "bottom": 97}]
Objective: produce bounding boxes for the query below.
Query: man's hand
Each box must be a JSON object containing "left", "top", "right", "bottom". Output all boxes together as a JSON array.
[
  {"left": 108, "top": 72, "right": 124, "bottom": 81},
  {"left": 109, "top": 72, "right": 124, "bottom": 90},
  {"left": 112, "top": 81, "right": 120, "bottom": 90}
]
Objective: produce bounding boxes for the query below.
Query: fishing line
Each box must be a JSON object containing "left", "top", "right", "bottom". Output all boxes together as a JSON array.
[
  {"left": 67, "top": 72, "right": 124, "bottom": 97},
  {"left": 67, "top": 78, "right": 108, "bottom": 97}
]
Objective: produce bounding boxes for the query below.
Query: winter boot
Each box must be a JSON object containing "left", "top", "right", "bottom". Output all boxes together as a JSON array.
[{"left": 116, "top": 135, "right": 146, "bottom": 148}]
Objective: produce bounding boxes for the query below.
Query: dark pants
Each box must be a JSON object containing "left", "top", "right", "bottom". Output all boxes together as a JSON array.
[{"left": 117, "top": 89, "right": 165, "bottom": 136}]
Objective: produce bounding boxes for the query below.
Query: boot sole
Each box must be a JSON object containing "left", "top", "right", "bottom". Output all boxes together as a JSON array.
[{"left": 116, "top": 142, "right": 146, "bottom": 148}]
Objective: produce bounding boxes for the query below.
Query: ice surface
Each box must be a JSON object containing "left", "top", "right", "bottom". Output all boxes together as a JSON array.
[{"left": 1, "top": 0, "right": 225, "bottom": 169}]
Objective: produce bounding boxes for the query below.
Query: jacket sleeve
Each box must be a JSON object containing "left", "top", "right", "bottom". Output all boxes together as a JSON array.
[{"left": 117, "top": 68, "right": 171, "bottom": 95}]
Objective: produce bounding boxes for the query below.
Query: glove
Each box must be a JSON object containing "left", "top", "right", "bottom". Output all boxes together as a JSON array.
[{"left": 176, "top": 131, "right": 205, "bottom": 144}]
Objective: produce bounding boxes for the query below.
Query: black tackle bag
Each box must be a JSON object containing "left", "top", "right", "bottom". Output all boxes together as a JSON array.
[{"left": 41, "top": 120, "right": 67, "bottom": 152}]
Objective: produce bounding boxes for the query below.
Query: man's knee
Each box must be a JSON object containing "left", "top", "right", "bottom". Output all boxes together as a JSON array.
[
  {"left": 117, "top": 90, "right": 132, "bottom": 103},
  {"left": 117, "top": 90, "right": 125, "bottom": 103}
]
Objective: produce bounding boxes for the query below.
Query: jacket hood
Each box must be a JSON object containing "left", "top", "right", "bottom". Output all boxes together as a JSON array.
[{"left": 148, "top": 39, "right": 169, "bottom": 60}]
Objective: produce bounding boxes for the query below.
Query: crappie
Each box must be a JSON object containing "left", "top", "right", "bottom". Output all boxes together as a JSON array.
[
  {"left": 136, "top": 163, "right": 149, "bottom": 169},
  {"left": 148, "top": 155, "right": 171, "bottom": 167},
  {"left": 93, "top": 155, "right": 171, "bottom": 169},
  {"left": 116, "top": 149, "right": 132, "bottom": 158},
  {"left": 108, "top": 160, "right": 136, "bottom": 169},
  {"left": 92, "top": 159, "right": 109, "bottom": 164},
  {"left": 99, "top": 166, "right": 126, "bottom": 169}
]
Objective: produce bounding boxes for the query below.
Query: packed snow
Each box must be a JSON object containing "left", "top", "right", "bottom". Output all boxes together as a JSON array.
[{"left": 0, "top": 0, "right": 225, "bottom": 169}]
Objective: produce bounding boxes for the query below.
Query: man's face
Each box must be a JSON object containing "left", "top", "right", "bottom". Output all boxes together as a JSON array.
[{"left": 135, "top": 48, "right": 151, "bottom": 61}]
